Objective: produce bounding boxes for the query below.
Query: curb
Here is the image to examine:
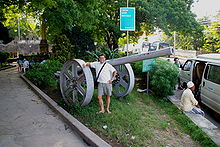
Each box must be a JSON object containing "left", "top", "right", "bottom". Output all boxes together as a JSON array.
[
  {"left": 168, "top": 94, "right": 220, "bottom": 146},
  {"left": 0, "top": 65, "right": 16, "bottom": 71},
  {"left": 21, "top": 75, "right": 111, "bottom": 147}
]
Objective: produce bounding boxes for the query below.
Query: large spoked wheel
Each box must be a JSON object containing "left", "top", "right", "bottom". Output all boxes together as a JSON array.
[
  {"left": 60, "top": 59, "right": 94, "bottom": 106},
  {"left": 113, "top": 64, "right": 135, "bottom": 97}
]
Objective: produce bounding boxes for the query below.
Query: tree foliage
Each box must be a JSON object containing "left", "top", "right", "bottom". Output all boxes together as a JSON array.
[
  {"left": 64, "top": 26, "right": 96, "bottom": 59},
  {"left": 0, "top": 51, "right": 10, "bottom": 67},
  {"left": 91, "top": 0, "right": 203, "bottom": 50},
  {"left": 25, "top": 60, "right": 62, "bottom": 88},
  {"left": 51, "top": 34, "right": 75, "bottom": 63},
  {"left": 1, "top": 0, "right": 203, "bottom": 52},
  {"left": 201, "top": 13, "right": 220, "bottom": 52},
  {"left": 0, "top": 22, "right": 12, "bottom": 43}
]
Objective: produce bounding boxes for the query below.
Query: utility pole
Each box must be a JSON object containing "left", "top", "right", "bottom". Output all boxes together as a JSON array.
[
  {"left": 174, "top": 31, "right": 176, "bottom": 49},
  {"left": 18, "top": 18, "right": 21, "bottom": 40}
]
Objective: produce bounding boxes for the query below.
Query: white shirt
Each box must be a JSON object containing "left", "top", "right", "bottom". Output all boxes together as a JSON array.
[
  {"left": 23, "top": 60, "right": 29, "bottom": 68},
  {"left": 180, "top": 88, "right": 198, "bottom": 112},
  {"left": 91, "top": 62, "right": 116, "bottom": 83}
]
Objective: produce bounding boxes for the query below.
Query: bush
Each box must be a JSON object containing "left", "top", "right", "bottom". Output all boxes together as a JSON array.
[
  {"left": 131, "top": 61, "right": 146, "bottom": 78},
  {"left": 0, "top": 51, "right": 10, "bottom": 67},
  {"left": 25, "top": 60, "right": 62, "bottom": 89},
  {"left": 150, "top": 58, "right": 179, "bottom": 97}
]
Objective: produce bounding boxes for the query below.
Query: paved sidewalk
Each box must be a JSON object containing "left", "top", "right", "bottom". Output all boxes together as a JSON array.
[
  {"left": 0, "top": 67, "right": 88, "bottom": 147},
  {"left": 169, "top": 89, "right": 220, "bottom": 146}
]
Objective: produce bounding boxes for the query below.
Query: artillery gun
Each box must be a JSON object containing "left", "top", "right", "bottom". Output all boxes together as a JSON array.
[{"left": 59, "top": 48, "right": 174, "bottom": 106}]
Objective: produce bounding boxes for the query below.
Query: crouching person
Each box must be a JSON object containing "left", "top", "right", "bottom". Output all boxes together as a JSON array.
[{"left": 180, "top": 81, "right": 205, "bottom": 116}]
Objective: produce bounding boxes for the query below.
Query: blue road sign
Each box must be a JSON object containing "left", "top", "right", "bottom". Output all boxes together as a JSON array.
[{"left": 120, "top": 7, "right": 135, "bottom": 31}]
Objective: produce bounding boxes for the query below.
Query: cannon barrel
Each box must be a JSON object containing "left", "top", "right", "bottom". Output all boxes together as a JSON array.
[{"left": 107, "top": 47, "right": 174, "bottom": 66}]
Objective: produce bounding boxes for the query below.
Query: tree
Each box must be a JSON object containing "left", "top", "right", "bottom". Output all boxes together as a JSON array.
[
  {"left": 1, "top": 3, "right": 40, "bottom": 40},
  {"left": 202, "top": 12, "right": 220, "bottom": 52},
  {"left": 51, "top": 34, "right": 75, "bottom": 63},
  {"left": 0, "top": 22, "right": 12, "bottom": 44},
  {"left": 0, "top": 51, "right": 10, "bottom": 67},
  {"left": 91, "top": 0, "right": 203, "bottom": 50},
  {"left": 1, "top": 0, "right": 204, "bottom": 53}
]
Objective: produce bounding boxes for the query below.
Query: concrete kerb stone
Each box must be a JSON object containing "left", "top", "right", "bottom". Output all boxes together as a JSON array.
[
  {"left": 20, "top": 75, "right": 111, "bottom": 147},
  {"left": 0, "top": 65, "right": 16, "bottom": 71},
  {"left": 168, "top": 94, "right": 220, "bottom": 146}
]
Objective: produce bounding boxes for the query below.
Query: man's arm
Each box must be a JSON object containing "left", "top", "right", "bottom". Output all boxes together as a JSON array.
[
  {"left": 108, "top": 70, "right": 117, "bottom": 83},
  {"left": 83, "top": 62, "right": 91, "bottom": 67}
]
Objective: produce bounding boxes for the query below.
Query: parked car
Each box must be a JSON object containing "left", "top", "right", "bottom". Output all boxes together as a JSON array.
[{"left": 180, "top": 54, "right": 220, "bottom": 115}]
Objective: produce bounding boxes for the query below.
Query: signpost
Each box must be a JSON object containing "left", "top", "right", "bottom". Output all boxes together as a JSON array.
[
  {"left": 120, "top": 7, "right": 135, "bottom": 56},
  {"left": 142, "top": 59, "right": 155, "bottom": 72},
  {"left": 120, "top": 7, "right": 135, "bottom": 31},
  {"left": 142, "top": 59, "right": 155, "bottom": 94}
]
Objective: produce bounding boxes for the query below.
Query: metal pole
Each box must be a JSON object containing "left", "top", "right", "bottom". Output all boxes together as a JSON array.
[
  {"left": 127, "top": 31, "right": 129, "bottom": 56},
  {"left": 147, "top": 72, "right": 149, "bottom": 94},
  {"left": 126, "top": 0, "right": 129, "bottom": 56},
  {"left": 18, "top": 18, "right": 21, "bottom": 40}
]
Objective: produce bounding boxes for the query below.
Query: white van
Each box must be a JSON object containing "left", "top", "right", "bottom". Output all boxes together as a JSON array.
[{"left": 180, "top": 54, "right": 220, "bottom": 115}]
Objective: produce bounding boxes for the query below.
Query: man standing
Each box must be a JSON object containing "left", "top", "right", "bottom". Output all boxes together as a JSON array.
[
  {"left": 180, "top": 81, "right": 205, "bottom": 116},
  {"left": 84, "top": 54, "right": 117, "bottom": 114},
  {"left": 174, "top": 57, "right": 182, "bottom": 90},
  {"left": 174, "top": 57, "right": 181, "bottom": 68}
]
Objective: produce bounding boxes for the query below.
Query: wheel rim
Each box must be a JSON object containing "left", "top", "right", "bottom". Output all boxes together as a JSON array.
[
  {"left": 113, "top": 64, "right": 134, "bottom": 97},
  {"left": 60, "top": 59, "right": 94, "bottom": 106}
]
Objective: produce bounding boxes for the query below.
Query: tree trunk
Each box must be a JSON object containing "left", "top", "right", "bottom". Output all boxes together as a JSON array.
[
  {"left": 39, "top": 19, "right": 48, "bottom": 54},
  {"left": 105, "top": 31, "right": 119, "bottom": 50}
]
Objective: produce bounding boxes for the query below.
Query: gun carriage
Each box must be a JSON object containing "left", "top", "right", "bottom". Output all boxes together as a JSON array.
[{"left": 59, "top": 48, "right": 174, "bottom": 106}]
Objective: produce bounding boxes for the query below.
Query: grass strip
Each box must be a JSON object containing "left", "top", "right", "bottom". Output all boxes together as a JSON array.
[{"left": 57, "top": 88, "right": 217, "bottom": 147}]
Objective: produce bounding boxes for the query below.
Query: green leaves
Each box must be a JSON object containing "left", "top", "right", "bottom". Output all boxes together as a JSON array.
[
  {"left": 202, "top": 15, "right": 220, "bottom": 52},
  {"left": 51, "top": 34, "right": 75, "bottom": 63},
  {"left": 0, "top": 51, "right": 10, "bottom": 65},
  {"left": 150, "top": 58, "right": 179, "bottom": 97},
  {"left": 25, "top": 60, "right": 62, "bottom": 88}
]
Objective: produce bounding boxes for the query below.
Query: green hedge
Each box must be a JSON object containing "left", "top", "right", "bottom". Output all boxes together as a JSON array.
[
  {"left": 150, "top": 58, "right": 179, "bottom": 97},
  {"left": 0, "top": 51, "right": 10, "bottom": 67},
  {"left": 25, "top": 60, "right": 62, "bottom": 89},
  {"left": 131, "top": 58, "right": 179, "bottom": 97}
]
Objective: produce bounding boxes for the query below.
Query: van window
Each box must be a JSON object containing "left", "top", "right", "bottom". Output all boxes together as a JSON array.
[
  {"left": 183, "top": 60, "right": 192, "bottom": 71},
  {"left": 205, "top": 65, "right": 220, "bottom": 85}
]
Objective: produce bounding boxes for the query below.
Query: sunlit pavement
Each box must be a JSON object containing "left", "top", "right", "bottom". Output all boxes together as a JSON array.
[{"left": 0, "top": 67, "right": 88, "bottom": 147}]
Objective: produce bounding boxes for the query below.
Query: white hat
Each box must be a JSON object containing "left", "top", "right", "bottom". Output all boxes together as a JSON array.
[{"left": 187, "top": 81, "right": 194, "bottom": 88}]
